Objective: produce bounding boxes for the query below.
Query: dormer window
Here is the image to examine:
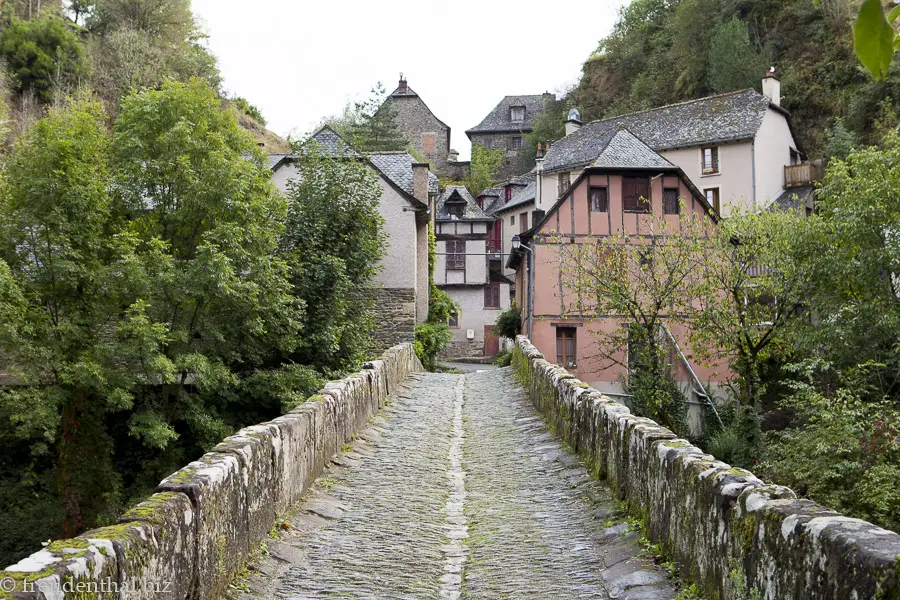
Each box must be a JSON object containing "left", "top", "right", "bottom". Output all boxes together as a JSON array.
[
  {"left": 447, "top": 199, "right": 466, "bottom": 219},
  {"left": 510, "top": 106, "right": 525, "bottom": 123}
]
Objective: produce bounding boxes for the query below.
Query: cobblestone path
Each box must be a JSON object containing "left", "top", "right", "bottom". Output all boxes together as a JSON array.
[{"left": 244, "top": 369, "right": 676, "bottom": 600}]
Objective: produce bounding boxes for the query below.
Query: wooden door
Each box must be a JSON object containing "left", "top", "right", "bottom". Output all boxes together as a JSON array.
[{"left": 484, "top": 325, "right": 500, "bottom": 356}]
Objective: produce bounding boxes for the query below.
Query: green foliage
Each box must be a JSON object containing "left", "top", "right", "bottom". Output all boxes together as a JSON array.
[
  {"left": 493, "top": 304, "right": 521, "bottom": 340},
  {"left": 324, "top": 82, "right": 407, "bottom": 152},
  {"left": 852, "top": 0, "right": 895, "bottom": 80},
  {"left": 280, "top": 141, "right": 387, "bottom": 371},
  {"left": 465, "top": 142, "right": 502, "bottom": 196},
  {"left": 624, "top": 325, "right": 689, "bottom": 436},
  {"left": 759, "top": 375, "right": 900, "bottom": 533},
  {"left": 520, "top": 95, "right": 569, "bottom": 171},
  {"left": 495, "top": 351, "right": 512, "bottom": 367},
  {"left": 706, "top": 18, "right": 768, "bottom": 94},
  {"left": 0, "top": 15, "right": 87, "bottom": 100},
  {"left": 415, "top": 223, "right": 458, "bottom": 370},
  {"left": 825, "top": 117, "right": 856, "bottom": 159},
  {"left": 231, "top": 96, "right": 265, "bottom": 125}
]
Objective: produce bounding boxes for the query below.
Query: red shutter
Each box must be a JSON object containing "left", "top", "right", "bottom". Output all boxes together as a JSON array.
[{"left": 424, "top": 133, "right": 435, "bottom": 154}]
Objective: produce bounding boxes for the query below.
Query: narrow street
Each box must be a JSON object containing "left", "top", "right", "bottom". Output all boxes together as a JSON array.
[{"left": 243, "top": 369, "right": 675, "bottom": 600}]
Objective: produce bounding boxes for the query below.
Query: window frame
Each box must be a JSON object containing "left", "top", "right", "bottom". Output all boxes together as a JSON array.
[
  {"left": 704, "top": 187, "right": 721, "bottom": 213},
  {"left": 555, "top": 327, "right": 577, "bottom": 367},
  {"left": 701, "top": 146, "right": 719, "bottom": 175},
  {"left": 448, "top": 311, "right": 459, "bottom": 328},
  {"left": 663, "top": 187, "right": 680, "bottom": 215},
  {"left": 509, "top": 136, "right": 522, "bottom": 150},
  {"left": 589, "top": 186, "right": 608, "bottom": 213},
  {"left": 484, "top": 282, "right": 501, "bottom": 309},
  {"left": 446, "top": 240, "right": 466, "bottom": 270},
  {"left": 623, "top": 176, "right": 651, "bottom": 213},
  {"left": 519, "top": 211, "right": 529, "bottom": 233},
  {"left": 510, "top": 106, "right": 525, "bottom": 123},
  {"left": 558, "top": 172, "right": 571, "bottom": 198}
]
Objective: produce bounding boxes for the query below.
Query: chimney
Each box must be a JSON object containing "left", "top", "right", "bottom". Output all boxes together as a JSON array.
[
  {"left": 534, "top": 143, "right": 545, "bottom": 211},
  {"left": 449, "top": 149, "right": 459, "bottom": 163},
  {"left": 412, "top": 162, "right": 429, "bottom": 204},
  {"left": 565, "top": 107, "right": 582, "bottom": 136},
  {"left": 762, "top": 67, "right": 780, "bottom": 106},
  {"left": 398, "top": 73, "right": 408, "bottom": 95}
]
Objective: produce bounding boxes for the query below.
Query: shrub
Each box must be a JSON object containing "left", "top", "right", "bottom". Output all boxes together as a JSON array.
[
  {"left": 0, "top": 16, "right": 87, "bottom": 100},
  {"left": 415, "top": 322, "right": 453, "bottom": 371},
  {"left": 493, "top": 304, "right": 521, "bottom": 339}
]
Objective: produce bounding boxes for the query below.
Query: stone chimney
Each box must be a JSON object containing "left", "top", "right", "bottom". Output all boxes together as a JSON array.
[
  {"left": 449, "top": 149, "right": 459, "bottom": 163},
  {"left": 412, "top": 162, "right": 429, "bottom": 204},
  {"left": 762, "top": 67, "right": 780, "bottom": 106},
  {"left": 565, "top": 108, "right": 582, "bottom": 136},
  {"left": 398, "top": 73, "right": 408, "bottom": 95}
]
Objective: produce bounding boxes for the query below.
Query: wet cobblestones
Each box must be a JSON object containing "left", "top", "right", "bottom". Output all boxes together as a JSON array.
[{"left": 250, "top": 368, "right": 675, "bottom": 600}]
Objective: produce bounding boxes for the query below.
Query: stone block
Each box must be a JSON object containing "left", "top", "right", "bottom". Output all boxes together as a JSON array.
[
  {"left": 1, "top": 536, "right": 118, "bottom": 599},
  {"left": 268, "top": 411, "right": 315, "bottom": 510},
  {"left": 157, "top": 452, "right": 247, "bottom": 599}
]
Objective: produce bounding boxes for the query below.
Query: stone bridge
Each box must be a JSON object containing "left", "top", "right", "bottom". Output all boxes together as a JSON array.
[{"left": 2, "top": 340, "right": 899, "bottom": 599}]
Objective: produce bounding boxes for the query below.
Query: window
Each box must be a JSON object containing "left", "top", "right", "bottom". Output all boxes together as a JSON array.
[
  {"left": 423, "top": 133, "right": 435, "bottom": 155},
  {"left": 589, "top": 186, "right": 608, "bottom": 212},
  {"left": 556, "top": 327, "right": 577, "bottom": 366},
  {"left": 504, "top": 187, "right": 512, "bottom": 203},
  {"left": 510, "top": 106, "right": 525, "bottom": 122},
  {"left": 701, "top": 146, "right": 719, "bottom": 174},
  {"left": 623, "top": 177, "right": 651, "bottom": 212},
  {"left": 447, "top": 240, "right": 465, "bottom": 270},
  {"left": 663, "top": 187, "right": 680, "bottom": 215},
  {"left": 484, "top": 283, "right": 501, "bottom": 308},
  {"left": 558, "top": 172, "right": 571, "bottom": 197},
  {"left": 704, "top": 188, "right": 721, "bottom": 213},
  {"left": 447, "top": 200, "right": 465, "bottom": 219},
  {"left": 483, "top": 137, "right": 493, "bottom": 149},
  {"left": 488, "top": 220, "right": 502, "bottom": 253},
  {"left": 448, "top": 312, "right": 459, "bottom": 328},
  {"left": 519, "top": 211, "right": 529, "bottom": 232},
  {"left": 510, "top": 215, "right": 515, "bottom": 226},
  {"left": 509, "top": 136, "right": 523, "bottom": 150}
]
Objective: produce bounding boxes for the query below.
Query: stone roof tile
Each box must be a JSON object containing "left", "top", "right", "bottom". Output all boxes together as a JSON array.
[
  {"left": 467, "top": 94, "right": 553, "bottom": 135},
  {"left": 436, "top": 186, "right": 492, "bottom": 221}
]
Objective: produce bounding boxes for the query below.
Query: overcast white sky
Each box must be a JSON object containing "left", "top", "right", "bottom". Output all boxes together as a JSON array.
[{"left": 192, "top": 0, "right": 628, "bottom": 159}]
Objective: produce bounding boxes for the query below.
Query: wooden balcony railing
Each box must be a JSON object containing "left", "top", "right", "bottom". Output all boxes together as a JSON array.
[{"left": 784, "top": 160, "right": 825, "bottom": 189}]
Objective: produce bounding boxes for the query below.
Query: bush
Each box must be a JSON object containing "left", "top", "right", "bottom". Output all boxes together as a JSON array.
[
  {"left": 495, "top": 351, "right": 512, "bottom": 367},
  {"left": 493, "top": 304, "right": 521, "bottom": 339},
  {"left": 415, "top": 322, "right": 453, "bottom": 371},
  {"left": 0, "top": 16, "right": 87, "bottom": 100}
]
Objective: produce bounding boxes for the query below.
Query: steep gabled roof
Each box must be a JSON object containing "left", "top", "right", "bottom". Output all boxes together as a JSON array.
[
  {"left": 308, "top": 125, "right": 361, "bottom": 157},
  {"left": 388, "top": 84, "right": 450, "bottom": 131},
  {"left": 366, "top": 151, "right": 439, "bottom": 197},
  {"left": 466, "top": 94, "right": 552, "bottom": 136},
  {"left": 436, "top": 186, "right": 492, "bottom": 221},
  {"left": 544, "top": 89, "right": 778, "bottom": 173}
]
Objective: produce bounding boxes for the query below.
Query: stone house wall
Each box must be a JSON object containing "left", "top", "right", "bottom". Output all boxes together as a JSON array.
[
  {"left": 387, "top": 95, "right": 451, "bottom": 176},
  {"left": 469, "top": 131, "right": 530, "bottom": 180}
]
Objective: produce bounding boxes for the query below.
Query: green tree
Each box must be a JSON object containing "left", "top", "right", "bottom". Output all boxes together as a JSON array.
[
  {"left": 0, "top": 15, "right": 87, "bottom": 100},
  {"left": 113, "top": 78, "right": 300, "bottom": 449},
  {"left": 415, "top": 223, "right": 456, "bottom": 370},
  {"left": 350, "top": 82, "right": 407, "bottom": 152},
  {"left": 825, "top": 117, "right": 856, "bottom": 159},
  {"left": 465, "top": 142, "right": 502, "bottom": 196},
  {"left": 0, "top": 98, "right": 142, "bottom": 536},
  {"left": 707, "top": 18, "right": 769, "bottom": 94},
  {"left": 232, "top": 95, "right": 266, "bottom": 125},
  {"left": 279, "top": 141, "right": 387, "bottom": 372},
  {"left": 520, "top": 95, "right": 568, "bottom": 172}
]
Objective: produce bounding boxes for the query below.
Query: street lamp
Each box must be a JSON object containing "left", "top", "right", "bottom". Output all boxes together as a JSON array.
[{"left": 511, "top": 235, "right": 534, "bottom": 341}]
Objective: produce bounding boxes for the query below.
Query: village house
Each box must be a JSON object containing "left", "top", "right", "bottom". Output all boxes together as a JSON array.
[
  {"left": 434, "top": 186, "right": 512, "bottom": 357},
  {"left": 507, "top": 127, "right": 726, "bottom": 431},
  {"left": 540, "top": 74, "right": 809, "bottom": 218},
  {"left": 269, "top": 126, "right": 437, "bottom": 350},
  {"left": 385, "top": 75, "right": 468, "bottom": 179},
  {"left": 467, "top": 93, "right": 553, "bottom": 180}
]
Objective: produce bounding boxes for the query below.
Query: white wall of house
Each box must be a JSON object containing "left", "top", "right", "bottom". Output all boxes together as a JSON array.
[
  {"left": 434, "top": 221, "right": 489, "bottom": 286},
  {"left": 445, "top": 283, "right": 511, "bottom": 345},
  {"left": 498, "top": 200, "right": 535, "bottom": 279},
  {"left": 754, "top": 109, "right": 798, "bottom": 210},
  {"left": 538, "top": 168, "right": 584, "bottom": 213},
  {"left": 661, "top": 143, "right": 754, "bottom": 217}
]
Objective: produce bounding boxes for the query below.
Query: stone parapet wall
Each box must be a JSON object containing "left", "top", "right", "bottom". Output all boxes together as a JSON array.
[
  {"left": 511, "top": 336, "right": 900, "bottom": 600},
  {"left": 440, "top": 340, "right": 484, "bottom": 359},
  {"left": 371, "top": 288, "right": 416, "bottom": 351},
  {"left": 0, "top": 344, "right": 422, "bottom": 599}
]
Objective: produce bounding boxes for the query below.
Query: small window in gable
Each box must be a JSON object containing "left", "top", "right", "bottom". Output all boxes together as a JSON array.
[
  {"left": 447, "top": 199, "right": 465, "bottom": 219},
  {"left": 589, "top": 187, "right": 608, "bottom": 212},
  {"left": 510, "top": 106, "right": 525, "bottom": 122},
  {"left": 701, "top": 146, "right": 719, "bottom": 174},
  {"left": 424, "top": 133, "right": 435, "bottom": 154}
]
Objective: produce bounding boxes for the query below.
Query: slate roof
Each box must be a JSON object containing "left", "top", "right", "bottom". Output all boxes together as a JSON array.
[
  {"left": 267, "top": 154, "right": 291, "bottom": 170},
  {"left": 466, "top": 94, "right": 552, "bottom": 135},
  {"left": 544, "top": 89, "right": 775, "bottom": 173},
  {"left": 366, "top": 151, "right": 439, "bottom": 197},
  {"left": 493, "top": 174, "right": 536, "bottom": 214},
  {"left": 772, "top": 186, "right": 815, "bottom": 212},
  {"left": 308, "top": 126, "right": 360, "bottom": 157},
  {"left": 436, "top": 186, "right": 492, "bottom": 221}
]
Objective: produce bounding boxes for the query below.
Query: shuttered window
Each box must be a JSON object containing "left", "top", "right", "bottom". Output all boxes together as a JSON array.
[
  {"left": 424, "top": 133, "right": 435, "bottom": 154},
  {"left": 623, "top": 177, "right": 651, "bottom": 213},
  {"left": 663, "top": 188, "right": 680, "bottom": 215},
  {"left": 447, "top": 240, "right": 465, "bottom": 270},
  {"left": 556, "top": 327, "right": 577, "bottom": 366}
]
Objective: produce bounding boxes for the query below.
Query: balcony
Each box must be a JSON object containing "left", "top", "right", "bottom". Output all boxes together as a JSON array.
[{"left": 784, "top": 160, "right": 824, "bottom": 189}]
